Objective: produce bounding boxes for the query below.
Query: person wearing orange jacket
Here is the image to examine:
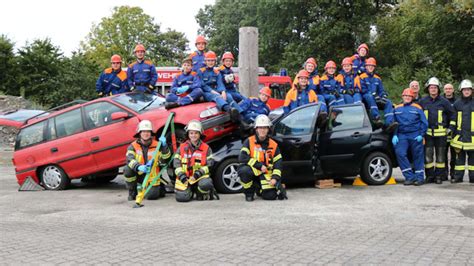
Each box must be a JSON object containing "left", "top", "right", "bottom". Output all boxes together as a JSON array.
[
  {"left": 190, "top": 35, "right": 207, "bottom": 72},
  {"left": 96, "top": 54, "right": 129, "bottom": 96},
  {"left": 336, "top": 57, "right": 362, "bottom": 104},
  {"left": 284, "top": 70, "right": 319, "bottom": 114},
  {"left": 127, "top": 44, "right": 158, "bottom": 93},
  {"left": 294, "top": 58, "right": 327, "bottom": 112},
  {"left": 351, "top": 43, "right": 369, "bottom": 75},
  {"left": 219, "top": 51, "right": 245, "bottom": 103},
  {"left": 319, "top": 61, "right": 345, "bottom": 107}
]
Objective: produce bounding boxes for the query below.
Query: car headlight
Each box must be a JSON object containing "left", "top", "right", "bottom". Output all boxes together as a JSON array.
[{"left": 200, "top": 107, "right": 219, "bottom": 119}]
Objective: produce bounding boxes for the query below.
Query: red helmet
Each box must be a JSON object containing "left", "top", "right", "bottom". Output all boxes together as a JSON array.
[
  {"left": 297, "top": 70, "right": 310, "bottom": 79},
  {"left": 110, "top": 54, "right": 122, "bottom": 63},
  {"left": 205, "top": 51, "right": 217, "bottom": 60},
  {"left": 195, "top": 35, "right": 208, "bottom": 45},
  {"left": 134, "top": 44, "right": 146, "bottom": 52},
  {"left": 305, "top": 57, "right": 317, "bottom": 67},
  {"left": 358, "top": 43, "right": 369, "bottom": 53},
  {"left": 341, "top": 57, "right": 352, "bottom": 66},
  {"left": 259, "top": 87, "right": 271, "bottom": 97},
  {"left": 402, "top": 88, "right": 415, "bottom": 98},
  {"left": 324, "top": 60, "right": 337, "bottom": 70},
  {"left": 366, "top": 57, "right": 377, "bottom": 66},
  {"left": 221, "top": 52, "right": 234, "bottom": 61}
]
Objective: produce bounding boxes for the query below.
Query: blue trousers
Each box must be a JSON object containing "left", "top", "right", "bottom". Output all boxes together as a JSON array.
[
  {"left": 166, "top": 88, "right": 203, "bottom": 106},
  {"left": 317, "top": 94, "right": 328, "bottom": 113},
  {"left": 395, "top": 132, "right": 425, "bottom": 182},
  {"left": 322, "top": 93, "right": 344, "bottom": 107},
  {"left": 226, "top": 89, "right": 245, "bottom": 103},
  {"left": 343, "top": 93, "right": 362, "bottom": 104},
  {"left": 224, "top": 91, "right": 243, "bottom": 113},
  {"left": 362, "top": 93, "right": 394, "bottom": 125}
]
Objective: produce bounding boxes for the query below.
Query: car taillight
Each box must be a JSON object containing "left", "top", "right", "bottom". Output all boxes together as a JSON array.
[{"left": 200, "top": 107, "right": 219, "bottom": 119}]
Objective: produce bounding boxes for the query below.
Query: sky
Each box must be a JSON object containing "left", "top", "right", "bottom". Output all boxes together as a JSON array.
[{"left": 0, "top": 0, "right": 215, "bottom": 55}]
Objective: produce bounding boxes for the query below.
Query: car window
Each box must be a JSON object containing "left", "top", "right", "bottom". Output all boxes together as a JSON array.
[
  {"left": 17, "top": 121, "right": 46, "bottom": 149},
  {"left": 328, "top": 106, "right": 365, "bottom": 131},
  {"left": 274, "top": 104, "right": 318, "bottom": 136},
  {"left": 54, "top": 108, "right": 83, "bottom": 138},
  {"left": 84, "top": 102, "right": 126, "bottom": 129},
  {"left": 270, "top": 83, "right": 291, "bottom": 100},
  {"left": 112, "top": 93, "right": 165, "bottom": 113}
]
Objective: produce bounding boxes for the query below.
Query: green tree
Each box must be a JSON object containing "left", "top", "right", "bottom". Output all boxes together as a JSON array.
[
  {"left": 81, "top": 6, "right": 188, "bottom": 68},
  {"left": 0, "top": 35, "right": 18, "bottom": 95}
]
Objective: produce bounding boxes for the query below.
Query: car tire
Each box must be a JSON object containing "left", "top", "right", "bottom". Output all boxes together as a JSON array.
[
  {"left": 40, "top": 165, "right": 70, "bottom": 190},
  {"left": 214, "top": 158, "right": 243, "bottom": 194},
  {"left": 360, "top": 152, "right": 393, "bottom": 185},
  {"left": 165, "top": 127, "right": 186, "bottom": 150}
]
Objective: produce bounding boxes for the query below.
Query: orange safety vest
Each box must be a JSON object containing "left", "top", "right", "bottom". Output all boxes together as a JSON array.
[
  {"left": 132, "top": 140, "right": 160, "bottom": 178},
  {"left": 178, "top": 140, "right": 209, "bottom": 177},
  {"left": 248, "top": 135, "right": 278, "bottom": 170}
]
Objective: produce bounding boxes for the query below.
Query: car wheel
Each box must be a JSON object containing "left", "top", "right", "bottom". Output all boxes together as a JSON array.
[
  {"left": 40, "top": 165, "right": 70, "bottom": 190},
  {"left": 360, "top": 152, "right": 392, "bottom": 185},
  {"left": 165, "top": 127, "right": 186, "bottom": 150},
  {"left": 214, "top": 158, "right": 243, "bottom": 194},
  {"left": 96, "top": 168, "right": 119, "bottom": 183}
]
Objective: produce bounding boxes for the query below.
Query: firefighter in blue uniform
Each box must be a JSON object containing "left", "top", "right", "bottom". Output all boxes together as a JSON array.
[
  {"left": 165, "top": 57, "right": 203, "bottom": 109},
  {"left": 127, "top": 44, "right": 158, "bottom": 93},
  {"left": 419, "top": 77, "right": 456, "bottom": 184},
  {"left": 190, "top": 35, "right": 207, "bottom": 72},
  {"left": 351, "top": 43, "right": 369, "bottom": 75},
  {"left": 198, "top": 51, "right": 240, "bottom": 119},
  {"left": 450, "top": 79, "right": 474, "bottom": 183},
  {"left": 336, "top": 57, "right": 362, "bottom": 104},
  {"left": 319, "top": 61, "right": 345, "bottom": 107},
  {"left": 359, "top": 57, "right": 397, "bottom": 131},
  {"left": 96, "top": 54, "right": 129, "bottom": 96},
  {"left": 392, "top": 88, "right": 428, "bottom": 186},
  {"left": 219, "top": 51, "right": 245, "bottom": 103}
]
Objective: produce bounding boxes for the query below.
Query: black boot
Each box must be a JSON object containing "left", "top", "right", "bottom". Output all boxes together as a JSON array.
[
  {"left": 373, "top": 118, "right": 384, "bottom": 129},
  {"left": 435, "top": 176, "right": 442, "bottom": 184},
  {"left": 165, "top": 102, "right": 179, "bottom": 110},
  {"left": 414, "top": 180, "right": 424, "bottom": 186},
  {"left": 245, "top": 194, "right": 254, "bottom": 202},
  {"left": 384, "top": 122, "right": 399, "bottom": 134},
  {"left": 425, "top": 177, "right": 435, "bottom": 184},
  {"left": 404, "top": 180, "right": 415, "bottom": 186},
  {"left": 229, "top": 108, "right": 240, "bottom": 122},
  {"left": 127, "top": 182, "right": 137, "bottom": 201}
]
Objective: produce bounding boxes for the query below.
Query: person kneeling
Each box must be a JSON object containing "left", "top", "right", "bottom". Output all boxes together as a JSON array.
[
  {"left": 174, "top": 120, "right": 219, "bottom": 202},
  {"left": 238, "top": 115, "right": 286, "bottom": 201},
  {"left": 124, "top": 120, "right": 170, "bottom": 201}
]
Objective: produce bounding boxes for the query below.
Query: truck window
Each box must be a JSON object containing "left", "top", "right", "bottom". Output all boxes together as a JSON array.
[
  {"left": 54, "top": 108, "right": 84, "bottom": 138},
  {"left": 274, "top": 104, "right": 318, "bottom": 136},
  {"left": 328, "top": 106, "right": 365, "bottom": 131},
  {"left": 17, "top": 121, "right": 47, "bottom": 149}
]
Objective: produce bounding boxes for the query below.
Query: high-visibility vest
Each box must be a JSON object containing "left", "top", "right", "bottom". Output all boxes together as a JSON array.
[
  {"left": 450, "top": 98, "right": 474, "bottom": 150},
  {"left": 248, "top": 135, "right": 278, "bottom": 179},
  {"left": 174, "top": 140, "right": 210, "bottom": 190},
  {"left": 131, "top": 140, "right": 161, "bottom": 185}
]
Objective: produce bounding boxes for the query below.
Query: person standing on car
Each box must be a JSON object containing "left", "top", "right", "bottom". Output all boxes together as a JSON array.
[
  {"left": 238, "top": 115, "right": 284, "bottom": 201},
  {"left": 198, "top": 51, "right": 241, "bottom": 120},
  {"left": 419, "top": 77, "right": 456, "bottom": 184},
  {"left": 336, "top": 57, "right": 362, "bottom": 104},
  {"left": 359, "top": 57, "right": 398, "bottom": 132},
  {"left": 450, "top": 79, "right": 474, "bottom": 183},
  {"left": 190, "top": 35, "right": 207, "bottom": 72},
  {"left": 392, "top": 88, "right": 428, "bottom": 186},
  {"left": 127, "top": 44, "right": 158, "bottom": 93},
  {"left": 283, "top": 70, "right": 319, "bottom": 114},
  {"left": 219, "top": 52, "right": 245, "bottom": 103},
  {"left": 124, "top": 120, "right": 170, "bottom": 201},
  {"left": 443, "top": 83, "right": 457, "bottom": 180},
  {"left": 96, "top": 54, "right": 129, "bottom": 96},
  {"left": 165, "top": 57, "right": 203, "bottom": 109},
  {"left": 174, "top": 120, "right": 219, "bottom": 202}
]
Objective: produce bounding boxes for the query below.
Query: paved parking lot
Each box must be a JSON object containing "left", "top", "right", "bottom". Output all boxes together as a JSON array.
[{"left": 0, "top": 147, "right": 473, "bottom": 265}]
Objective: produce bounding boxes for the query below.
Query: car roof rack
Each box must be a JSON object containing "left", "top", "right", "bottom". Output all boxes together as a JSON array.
[{"left": 23, "top": 99, "right": 87, "bottom": 125}]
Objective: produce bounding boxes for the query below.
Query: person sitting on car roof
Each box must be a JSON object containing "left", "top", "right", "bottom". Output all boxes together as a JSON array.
[
  {"left": 95, "top": 54, "right": 129, "bottom": 97},
  {"left": 174, "top": 120, "right": 219, "bottom": 202},
  {"left": 238, "top": 87, "right": 271, "bottom": 125},
  {"left": 293, "top": 57, "right": 327, "bottom": 113},
  {"left": 165, "top": 57, "right": 203, "bottom": 109},
  {"left": 319, "top": 60, "right": 345, "bottom": 107},
  {"left": 238, "top": 115, "right": 286, "bottom": 201},
  {"left": 198, "top": 51, "right": 241, "bottom": 120},
  {"left": 124, "top": 120, "right": 170, "bottom": 201},
  {"left": 336, "top": 57, "right": 362, "bottom": 104},
  {"left": 283, "top": 70, "right": 320, "bottom": 114},
  {"left": 219, "top": 52, "right": 246, "bottom": 104},
  {"left": 392, "top": 88, "right": 428, "bottom": 186}
]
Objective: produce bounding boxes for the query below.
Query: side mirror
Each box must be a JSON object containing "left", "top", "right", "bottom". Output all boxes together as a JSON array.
[{"left": 111, "top": 112, "right": 129, "bottom": 121}]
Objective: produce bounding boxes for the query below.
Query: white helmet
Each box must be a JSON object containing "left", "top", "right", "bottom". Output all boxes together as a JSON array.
[
  {"left": 185, "top": 120, "right": 203, "bottom": 133},
  {"left": 254, "top": 115, "right": 272, "bottom": 128},
  {"left": 459, "top": 79, "right": 472, "bottom": 91},
  {"left": 134, "top": 120, "right": 154, "bottom": 138},
  {"left": 425, "top": 77, "right": 441, "bottom": 88}
]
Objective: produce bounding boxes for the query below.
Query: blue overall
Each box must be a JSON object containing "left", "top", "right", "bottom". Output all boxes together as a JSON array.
[
  {"left": 337, "top": 70, "right": 362, "bottom": 104},
  {"left": 191, "top": 51, "right": 206, "bottom": 72},
  {"left": 359, "top": 72, "right": 394, "bottom": 125},
  {"left": 198, "top": 67, "right": 242, "bottom": 112},
  {"left": 319, "top": 74, "right": 345, "bottom": 107},
  {"left": 96, "top": 68, "right": 129, "bottom": 95},
  {"left": 239, "top": 97, "right": 270, "bottom": 123},
  {"left": 127, "top": 60, "right": 158, "bottom": 93},
  {"left": 219, "top": 65, "right": 245, "bottom": 103},
  {"left": 166, "top": 71, "right": 203, "bottom": 106}
]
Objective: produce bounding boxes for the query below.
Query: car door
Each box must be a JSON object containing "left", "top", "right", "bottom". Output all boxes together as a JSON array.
[
  {"left": 82, "top": 101, "right": 139, "bottom": 172},
  {"left": 318, "top": 104, "right": 372, "bottom": 175},
  {"left": 272, "top": 104, "right": 320, "bottom": 182}
]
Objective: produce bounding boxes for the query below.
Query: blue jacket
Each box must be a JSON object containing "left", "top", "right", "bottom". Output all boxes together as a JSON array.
[
  {"left": 336, "top": 70, "right": 361, "bottom": 93},
  {"left": 171, "top": 71, "right": 201, "bottom": 94},
  {"left": 96, "top": 68, "right": 129, "bottom": 95},
  {"left": 319, "top": 74, "right": 342, "bottom": 94},
  {"left": 219, "top": 65, "right": 237, "bottom": 91},
  {"left": 283, "top": 87, "right": 318, "bottom": 114},
  {"left": 394, "top": 102, "right": 428, "bottom": 136},
  {"left": 127, "top": 60, "right": 158, "bottom": 91},
  {"left": 351, "top": 54, "right": 366, "bottom": 75},
  {"left": 359, "top": 72, "right": 387, "bottom": 97},
  {"left": 239, "top": 97, "right": 270, "bottom": 122},
  {"left": 191, "top": 50, "right": 206, "bottom": 72},
  {"left": 198, "top": 67, "right": 225, "bottom": 93}
]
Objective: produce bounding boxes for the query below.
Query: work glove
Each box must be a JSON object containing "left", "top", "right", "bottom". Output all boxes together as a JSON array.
[
  {"left": 177, "top": 86, "right": 189, "bottom": 94},
  {"left": 145, "top": 159, "right": 154, "bottom": 170},
  {"left": 130, "top": 86, "right": 136, "bottom": 91},
  {"left": 446, "top": 128, "right": 452, "bottom": 136},
  {"left": 224, "top": 74, "right": 234, "bottom": 83},
  {"left": 341, "top": 89, "right": 347, "bottom": 94},
  {"left": 193, "top": 170, "right": 203, "bottom": 180},
  {"left": 347, "top": 89, "right": 355, "bottom": 95},
  {"left": 158, "top": 136, "right": 167, "bottom": 147},
  {"left": 98, "top": 92, "right": 103, "bottom": 97},
  {"left": 179, "top": 174, "right": 188, "bottom": 184},
  {"left": 137, "top": 165, "right": 148, "bottom": 174},
  {"left": 414, "top": 135, "right": 423, "bottom": 142},
  {"left": 392, "top": 135, "right": 399, "bottom": 145},
  {"left": 148, "top": 85, "right": 155, "bottom": 90}
]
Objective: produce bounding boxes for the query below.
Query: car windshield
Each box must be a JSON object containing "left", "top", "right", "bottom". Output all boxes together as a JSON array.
[
  {"left": 0, "top": 109, "right": 48, "bottom": 121},
  {"left": 112, "top": 93, "right": 165, "bottom": 113}
]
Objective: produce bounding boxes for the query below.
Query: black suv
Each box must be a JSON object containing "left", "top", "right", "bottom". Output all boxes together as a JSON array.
[{"left": 209, "top": 103, "right": 397, "bottom": 193}]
